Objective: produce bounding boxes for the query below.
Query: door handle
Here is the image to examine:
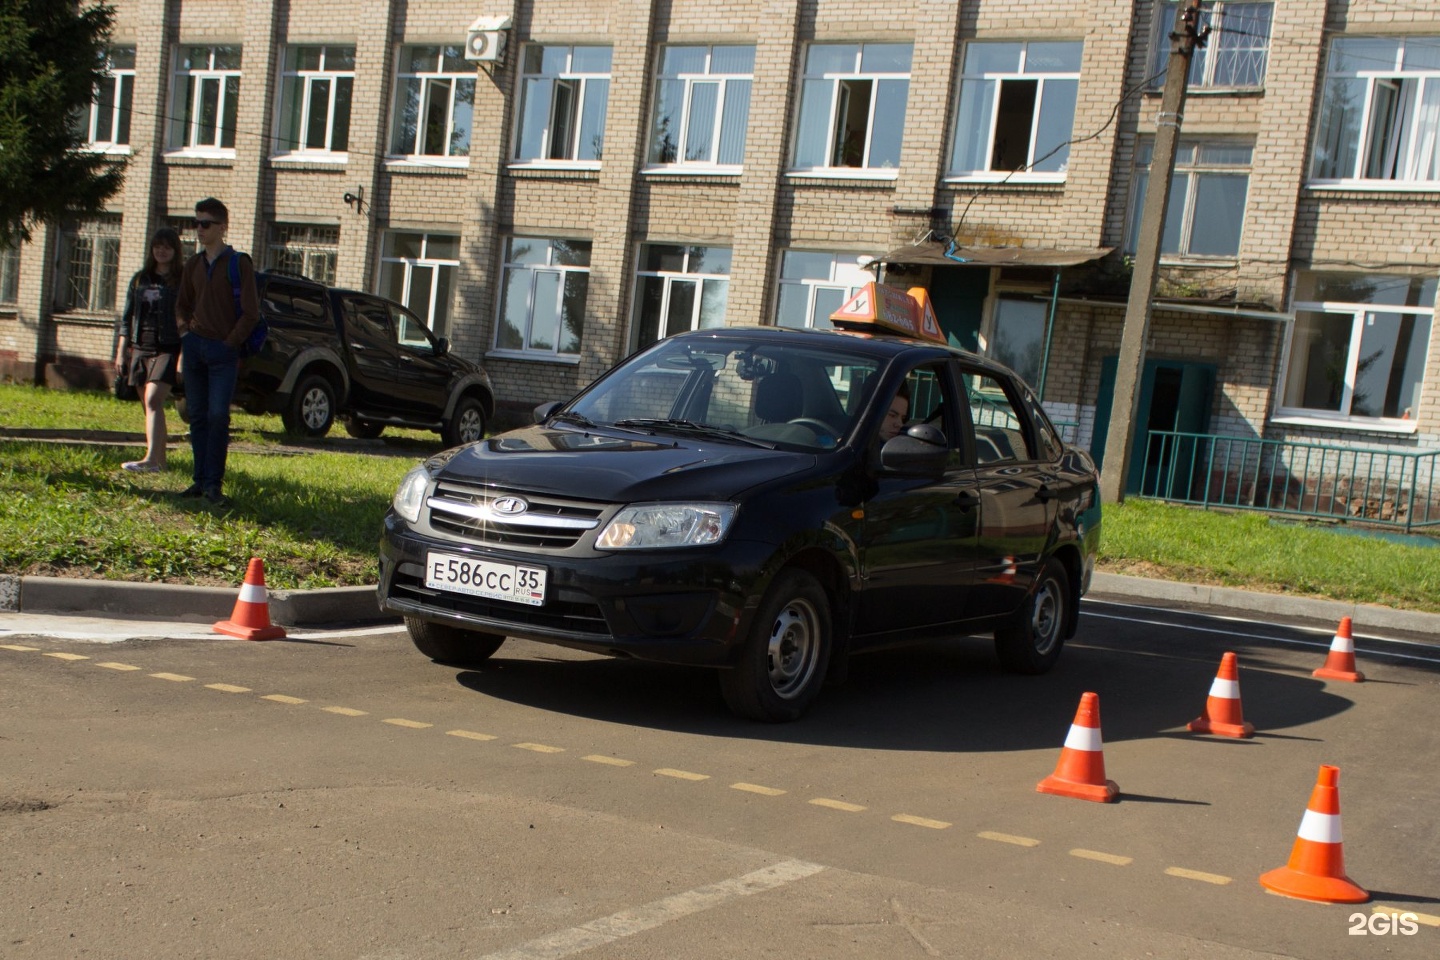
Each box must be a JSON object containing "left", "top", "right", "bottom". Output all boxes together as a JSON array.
[
  {"left": 349, "top": 342, "right": 368, "bottom": 351},
  {"left": 954, "top": 490, "right": 980, "bottom": 509}
]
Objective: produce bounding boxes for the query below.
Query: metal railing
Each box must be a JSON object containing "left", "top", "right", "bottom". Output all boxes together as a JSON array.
[{"left": 1136, "top": 430, "right": 1440, "bottom": 532}]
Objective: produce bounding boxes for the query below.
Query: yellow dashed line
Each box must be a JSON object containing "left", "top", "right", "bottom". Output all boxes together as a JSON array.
[
  {"left": 655, "top": 768, "right": 709, "bottom": 781},
  {"left": 45, "top": 652, "right": 90, "bottom": 661},
  {"left": 1373, "top": 906, "right": 1440, "bottom": 927},
  {"left": 731, "top": 782, "right": 786, "bottom": 796},
  {"left": 1071, "top": 848, "right": 1133, "bottom": 866},
  {"left": 583, "top": 754, "right": 634, "bottom": 766},
  {"left": 262, "top": 694, "right": 307, "bottom": 704},
  {"left": 1, "top": 644, "right": 39, "bottom": 651},
  {"left": 205, "top": 683, "right": 251, "bottom": 693},
  {"left": 978, "top": 831, "right": 1040, "bottom": 847},
  {"left": 95, "top": 662, "right": 141, "bottom": 671},
  {"left": 384, "top": 718, "right": 433, "bottom": 729},
  {"left": 149, "top": 672, "right": 193, "bottom": 682},
  {"left": 323, "top": 706, "right": 368, "bottom": 717},
  {"left": 514, "top": 742, "right": 565, "bottom": 753},
  {"left": 447, "top": 729, "right": 496, "bottom": 741},
  {"left": 892, "top": 814, "right": 951, "bottom": 830},
  {"left": 1165, "top": 866, "right": 1231, "bottom": 885},
  {"left": 809, "top": 798, "right": 866, "bottom": 813}
]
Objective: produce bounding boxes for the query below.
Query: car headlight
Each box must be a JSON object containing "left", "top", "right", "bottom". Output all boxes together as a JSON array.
[
  {"left": 595, "top": 503, "right": 737, "bottom": 550},
  {"left": 392, "top": 464, "right": 434, "bottom": 524}
]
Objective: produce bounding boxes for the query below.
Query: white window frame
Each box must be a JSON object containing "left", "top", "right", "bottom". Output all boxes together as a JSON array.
[
  {"left": 948, "top": 40, "right": 1082, "bottom": 183},
  {"left": 56, "top": 216, "right": 123, "bottom": 313},
  {"left": 1148, "top": 1, "right": 1272, "bottom": 91},
  {"left": 1126, "top": 138, "right": 1253, "bottom": 260},
  {"left": 773, "top": 251, "right": 875, "bottom": 330},
  {"left": 491, "top": 237, "right": 591, "bottom": 362},
  {"left": 267, "top": 223, "right": 340, "bottom": 286},
  {"left": 387, "top": 46, "right": 475, "bottom": 164},
  {"left": 512, "top": 45, "right": 613, "bottom": 167},
  {"left": 80, "top": 47, "right": 135, "bottom": 153},
  {"left": 790, "top": 42, "right": 911, "bottom": 178},
  {"left": 1309, "top": 36, "right": 1440, "bottom": 190},
  {"left": 1276, "top": 273, "right": 1435, "bottom": 432},
  {"left": 0, "top": 245, "right": 20, "bottom": 305},
  {"left": 377, "top": 231, "right": 460, "bottom": 339},
  {"left": 274, "top": 45, "right": 355, "bottom": 159},
  {"left": 646, "top": 45, "right": 754, "bottom": 173},
  {"left": 630, "top": 244, "right": 732, "bottom": 351},
  {"left": 167, "top": 45, "right": 242, "bottom": 155}
]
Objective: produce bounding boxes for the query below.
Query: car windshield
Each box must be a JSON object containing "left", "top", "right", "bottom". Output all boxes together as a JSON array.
[{"left": 563, "top": 336, "right": 886, "bottom": 451}]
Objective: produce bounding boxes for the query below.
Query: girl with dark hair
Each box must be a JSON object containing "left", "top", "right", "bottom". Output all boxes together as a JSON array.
[{"left": 115, "top": 226, "right": 184, "bottom": 472}]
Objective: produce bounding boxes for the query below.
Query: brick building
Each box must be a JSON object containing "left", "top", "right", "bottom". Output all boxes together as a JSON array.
[{"left": 2, "top": 0, "right": 1437, "bottom": 498}]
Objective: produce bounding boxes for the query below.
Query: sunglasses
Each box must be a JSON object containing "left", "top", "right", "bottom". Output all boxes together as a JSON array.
[{"left": 193, "top": 219, "right": 221, "bottom": 229}]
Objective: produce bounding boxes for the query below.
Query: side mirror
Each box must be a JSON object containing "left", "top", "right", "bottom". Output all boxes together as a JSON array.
[
  {"left": 533, "top": 400, "right": 563, "bottom": 423},
  {"left": 879, "top": 424, "right": 949, "bottom": 478},
  {"left": 434, "top": 337, "right": 450, "bottom": 355}
]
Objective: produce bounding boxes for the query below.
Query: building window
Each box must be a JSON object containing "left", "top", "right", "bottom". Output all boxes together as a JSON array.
[
  {"left": 78, "top": 46, "right": 135, "bottom": 148},
  {"left": 632, "top": 244, "right": 731, "bottom": 350},
  {"left": 514, "top": 45, "right": 612, "bottom": 163},
  {"left": 389, "top": 46, "right": 474, "bottom": 160},
  {"left": 648, "top": 45, "right": 753, "bottom": 169},
  {"left": 774, "top": 251, "right": 874, "bottom": 329},
  {"left": 1280, "top": 273, "right": 1435, "bottom": 423},
  {"left": 168, "top": 46, "right": 242, "bottom": 151},
  {"left": 1126, "top": 139, "right": 1252, "bottom": 258},
  {"left": 276, "top": 45, "right": 355, "bottom": 155},
  {"left": 57, "top": 216, "right": 123, "bottom": 312},
  {"left": 988, "top": 296, "right": 1049, "bottom": 389},
  {"left": 1311, "top": 36, "right": 1440, "bottom": 186},
  {"left": 267, "top": 224, "right": 339, "bottom": 285},
  {"left": 378, "top": 231, "right": 459, "bottom": 338},
  {"left": 1148, "top": 2, "right": 1271, "bottom": 90},
  {"left": 0, "top": 246, "right": 19, "bottom": 304},
  {"left": 494, "top": 238, "right": 590, "bottom": 359},
  {"left": 792, "top": 43, "right": 911, "bottom": 172},
  {"left": 163, "top": 216, "right": 204, "bottom": 255},
  {"left": 949, "top": 41, "right": 1082, "bottom": 179}
]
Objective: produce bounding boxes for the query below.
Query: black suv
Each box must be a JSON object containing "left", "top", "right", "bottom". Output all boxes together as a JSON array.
[
  {"left": 180, "top": 272, "right": 495, "bottom": 446},
  {"left": 379, "top": 325, "right": 1102, "bottom": 722}
]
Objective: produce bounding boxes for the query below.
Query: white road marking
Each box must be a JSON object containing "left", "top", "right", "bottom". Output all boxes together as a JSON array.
[{"left": 472, "top": 859, "right": 825, "bottom": 960}]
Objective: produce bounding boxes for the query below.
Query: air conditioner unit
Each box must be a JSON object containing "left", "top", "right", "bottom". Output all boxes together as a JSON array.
[{"left": 464, "top": 15, "right": 512, "bottom": 63}]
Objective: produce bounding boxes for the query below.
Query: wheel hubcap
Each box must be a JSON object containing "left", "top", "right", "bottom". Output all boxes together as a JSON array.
[
  {"left": 766, "top": 598, "right": 819, "bottom": 699},
  {"left": 458, "top": 409, "right": 482, "bottom": 442},
  {"left": 1031, "top": 577, "right": 1061, "bottom": 655},
  {"left": 303, "top": 389, "right": 330, "bottom": 428}
]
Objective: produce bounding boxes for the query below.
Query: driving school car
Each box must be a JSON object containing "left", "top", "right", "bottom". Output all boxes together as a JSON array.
[{"left": 378, "top": 320, "right": 1101, "bottom": 722}]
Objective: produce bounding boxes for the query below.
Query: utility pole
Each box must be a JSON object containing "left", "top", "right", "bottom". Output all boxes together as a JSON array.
[{"left": 1099, "top": 0, "right": 1207, "bottom": 504}]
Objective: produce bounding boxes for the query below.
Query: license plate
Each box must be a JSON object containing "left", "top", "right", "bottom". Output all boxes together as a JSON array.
[{"left": 425, "top": 551, "right": 546, "bottom": 606}]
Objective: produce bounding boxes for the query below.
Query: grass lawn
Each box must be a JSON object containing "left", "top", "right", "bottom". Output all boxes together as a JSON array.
[{"left": 3, "top": 383, "right": 1438, "bottom": 609}]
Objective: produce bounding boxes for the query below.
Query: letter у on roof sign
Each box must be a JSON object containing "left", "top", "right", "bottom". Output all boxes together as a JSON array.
[{"left": 829, "top": 282, "right": 946, "bottom": 344}]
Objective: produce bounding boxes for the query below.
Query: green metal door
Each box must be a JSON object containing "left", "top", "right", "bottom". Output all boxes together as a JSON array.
[{"left": 1092, "top": 357, "right": 1216, "bottom": 496}]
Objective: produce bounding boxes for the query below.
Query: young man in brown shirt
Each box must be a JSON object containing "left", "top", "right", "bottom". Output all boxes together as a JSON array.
[{"left": 175, "top": 197, "right": 260, "bottom": 507}]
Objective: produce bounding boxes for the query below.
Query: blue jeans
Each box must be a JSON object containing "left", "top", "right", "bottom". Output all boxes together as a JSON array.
[{"left": 181, "top": 333, "right": 239, "bottom": 493}]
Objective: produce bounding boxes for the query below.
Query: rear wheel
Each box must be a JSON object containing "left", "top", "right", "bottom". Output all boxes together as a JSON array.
[
  {"left": 442, "top": 395, "right": 485, "bottom": 447},
  {"left": 343, "top": 416, "right": 385, "bottom": 439},
  {"left": 282, "top": 373, "right": 336, "bottom": 437},
  {"left": 405, "top": 616, "right": 505, "bottom": 666},
  {"left": 994, "top": 557, "right": 1069, "bottom": 674},
  {"left": 719, "top": 569, "right": 831, "bottom": 722}
]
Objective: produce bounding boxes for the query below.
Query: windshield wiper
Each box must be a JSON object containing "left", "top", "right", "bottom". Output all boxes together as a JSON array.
[
  {"left": 549, "top": 410, "right": 598, "bottom": 429},
  {"left": 612, "top": 418, "right": 776, "bottom": 449}
]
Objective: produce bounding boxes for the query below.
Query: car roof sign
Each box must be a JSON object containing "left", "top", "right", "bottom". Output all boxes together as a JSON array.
[{"left": 828, "top": 282, "right": 947, "bottom": 344}]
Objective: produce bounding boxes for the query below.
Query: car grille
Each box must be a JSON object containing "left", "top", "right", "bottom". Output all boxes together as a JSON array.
[{"left": 426, "top": 480, "right": 607, "bottom": 550}]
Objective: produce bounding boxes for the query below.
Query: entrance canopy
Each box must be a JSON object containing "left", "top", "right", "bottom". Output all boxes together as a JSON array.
[{"left": 876, "top": 241, "right": 1112, "bottom": 269}]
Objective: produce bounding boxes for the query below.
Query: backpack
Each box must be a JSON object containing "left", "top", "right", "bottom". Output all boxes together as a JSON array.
[{"left": 227, "top": 249, "right": 268, "bottom": 358}]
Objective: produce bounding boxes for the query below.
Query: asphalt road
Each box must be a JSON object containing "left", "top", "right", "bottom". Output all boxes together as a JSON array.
[{"left": 2, "top": 599, "right": 1437, "bottom": 960}]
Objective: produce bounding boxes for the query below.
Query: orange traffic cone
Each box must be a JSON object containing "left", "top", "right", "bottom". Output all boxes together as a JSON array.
[
  {"left": 1314, "top": 616, "right": 1364, "bottom": 682},
  {"left": 1260, "top": 765, "right": 1368, "bottom": 903},
  {"left": 213, "top": 558, "right": 287, "bottom": 641},
  {"left": 1187, "top": 651, "right": 1254, "bottom": 738},
  {"left": 1037, "top": 692, "right": 1118, "bottom": 803}
]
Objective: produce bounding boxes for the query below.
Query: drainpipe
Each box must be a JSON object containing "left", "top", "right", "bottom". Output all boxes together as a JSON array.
[{"left": 1037, "top": 267, "right": 1060, "bottom": 399}]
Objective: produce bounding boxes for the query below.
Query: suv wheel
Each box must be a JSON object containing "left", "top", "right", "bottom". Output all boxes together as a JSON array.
[
  {"left": 406, "top": 616, "right": 505, "bottom": 666},
  {"left": 343, "top": 416, "right": 385, "bottom": 439},
  {"left": 719, "top": 569, "right": 831, "bottom": 722},
  {"left": 282, "top": 373, "right": 336, "bottom": 437},
  {"left": 442, "top": 395, "right": 485, "bottom": 447},
  {"left": 994, "top": 557, "right": 1069, "bottom": 674}
]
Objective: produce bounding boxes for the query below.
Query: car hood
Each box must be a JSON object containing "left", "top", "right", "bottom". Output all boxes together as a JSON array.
[{"left": 437, "top": 424, "right": 817, "bottom": 502}]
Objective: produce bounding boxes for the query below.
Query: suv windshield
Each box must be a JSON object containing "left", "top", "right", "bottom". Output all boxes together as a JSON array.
[{"left": 565, "top": 336, "right": 885, "bottom": 451}]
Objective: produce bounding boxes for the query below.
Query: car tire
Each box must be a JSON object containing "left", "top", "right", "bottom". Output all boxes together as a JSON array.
[
  {"left": 719, "top": 569, "right": 831, "bottom": 722},
  {"left": 994, "top": 557, "right": 1069, "bottom": 675},
  {"left": 343, "top": 416, "right": 385, "bottom": 439},
  {"left": 442, "top": 395, "right": 485, "bottom": 447},
  {"left": 282, "top": 373, "right": 336, "bottom": 437},
  {"left": 405, "top": 616, "right": 505, "bottom": 666}
]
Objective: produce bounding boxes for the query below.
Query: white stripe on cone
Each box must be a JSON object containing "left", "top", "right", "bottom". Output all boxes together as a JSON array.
[
  {"left": 1330, "top": 635, "right": 1354, "bottom": 654},
  {"left": 238, "top": 582, "right": 267, "bottom": 604},
  {"left": 1208, "top": 677, "right": 1240, "bottom": 699},
  {"left": 1063, "top": 724, "right": 1103, "bottom": 752},
  {"left": 1297, "top": 809, "right": 1344, "bottom": 844}
]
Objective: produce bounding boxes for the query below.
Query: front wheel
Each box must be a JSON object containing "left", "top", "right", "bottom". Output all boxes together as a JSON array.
[
  {"left": 719, "top": 569, "right": 831, "bottom": 722},
  {"left": 405, "top": 616, "right": 505, "bottom": 666},
  {"left": 282, "top": 374, "right": 336, "bottom": 437},
  {"left": 442, "top": 395, "right": 486, "bottom": 447},
  {"left": 994, "top": 557, "right": 1069, "bottom": 674}
]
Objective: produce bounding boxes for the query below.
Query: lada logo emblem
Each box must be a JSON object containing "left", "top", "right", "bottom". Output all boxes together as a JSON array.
[{"left": 492, "top": 496, "right": 528, "bottom": 516}]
